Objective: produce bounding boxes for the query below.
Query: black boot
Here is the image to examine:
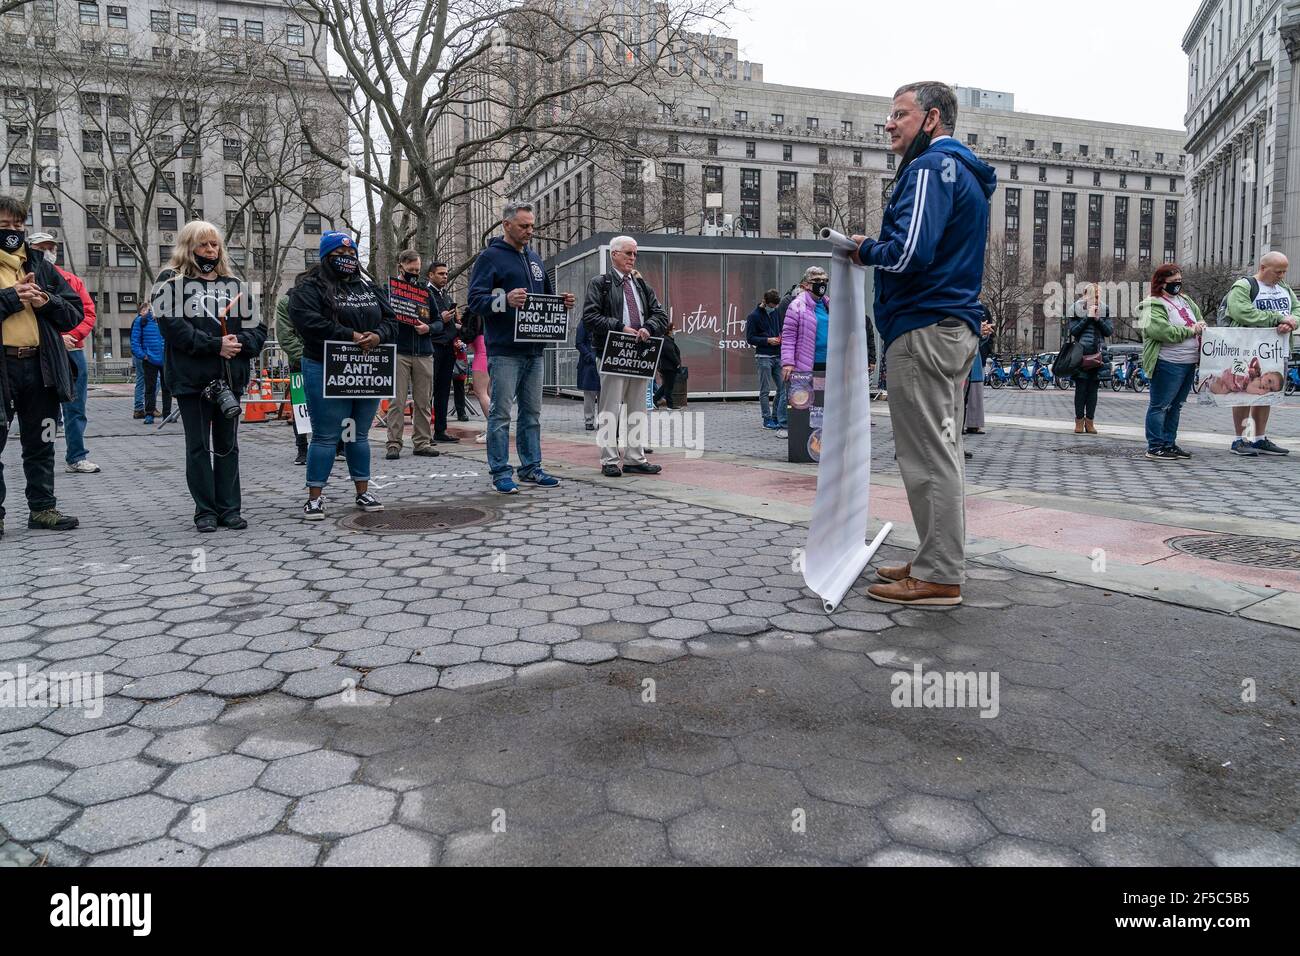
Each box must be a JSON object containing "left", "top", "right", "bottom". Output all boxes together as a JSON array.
[{"left": 294, "top": 434, "right": 308, "bottom": 466}]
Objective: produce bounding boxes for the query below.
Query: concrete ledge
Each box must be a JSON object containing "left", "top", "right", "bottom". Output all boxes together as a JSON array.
[{"left": 1237, "top": 591, "right": 1300, "bottom": 634}]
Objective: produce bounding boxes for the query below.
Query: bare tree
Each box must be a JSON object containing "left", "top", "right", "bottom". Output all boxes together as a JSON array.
[
  {"left": 1183, "top": 258, "right": 1244, "bottom": 320},
  {"left": 289, "top": 0, "right": 735, "bottom": 275},
  {"left": 980, "top": 236, "right": 1034, "bottom": 355},
  {"left": 790, "top": 161, "right": 883, "bottom": 238}
]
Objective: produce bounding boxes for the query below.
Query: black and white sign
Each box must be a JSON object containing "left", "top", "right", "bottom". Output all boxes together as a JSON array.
[
  {"left": 322, "top": 340, "right": 397, "bottom": 399},
  {"left": 599, "top": 331, "right": 663, "bottom": 380},
  {"left": 514, "top": 293, "right": 570, "bottom": 343}
]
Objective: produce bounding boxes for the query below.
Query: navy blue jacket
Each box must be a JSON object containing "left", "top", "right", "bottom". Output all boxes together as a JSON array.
[
  {"left": 467, "top": 237, "right": 554, "bottom": 358},
  {"left": 745, "top": 305, "right": 782, "bottom": 357},
  {"left": 575, "top": 321, "right": 600, "bottom": 392},
  {"left": 131, "top": 310, "right": 165, "bottom": 366},
  {"left": 858, "top": 137, "right": 997, "bottom": 353}
]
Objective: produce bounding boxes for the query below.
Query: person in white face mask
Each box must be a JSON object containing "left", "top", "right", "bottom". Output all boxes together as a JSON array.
[{"left": 28, "top": 233, "right": 100, "bottom": 475}]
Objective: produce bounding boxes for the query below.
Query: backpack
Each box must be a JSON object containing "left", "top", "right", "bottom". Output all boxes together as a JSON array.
[{"left": 1216, "top": 277, "right": 1258, "bottom": 327}]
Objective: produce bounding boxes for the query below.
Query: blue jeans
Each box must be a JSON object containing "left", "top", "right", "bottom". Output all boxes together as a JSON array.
[
  {"left": 301, "top": 357, "right": 381, "bottom": 489},
  {"left": 133, "top": 356, "right": 145, "bottom": 412},
  {"left": 487, "top": 352, "right": 543, "bottom": 481},
  {"left": 1144, "top": 359, "right": 1197, "bottom": 452},
  {"left": 756, "top": 355, "right": 787, "bottom": 426},
  {"left": 62, "top": 348, "right": 90, "bottom": 464}
]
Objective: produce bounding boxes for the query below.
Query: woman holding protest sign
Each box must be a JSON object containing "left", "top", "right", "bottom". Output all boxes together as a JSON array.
[
  {"left": 288, "top": 231, "right": 398, "bottom": 520},
  {"left": 152, "top": 220, "right": 265, "bottom": 532},
  {"left": 1137, "top": 263, "right": 1205, "bottom": 463}
]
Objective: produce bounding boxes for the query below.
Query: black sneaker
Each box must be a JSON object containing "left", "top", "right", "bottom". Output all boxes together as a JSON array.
[
  {"left": 1170, "top": 445, "right": 1192, "bottom": 460},
  {"left": 196, "top": 517, "right": 218, "bottom": 533},
  {"left": 28, "top": 509, "right": 78, "bottom": 531},
  {"left": 303, "top": 498, "right": 326, "bottom": 521},
  {"left": 355, "top": 491, "right": 384, "bottom": 512},
  {"left": 433, "top": 433, "right": 460, "bottom": 443},
  {"left": 413, "top": 447, "right": 440, "bottom": 457},
  {"left": 1145, "top": 448, "right": 1178, "bottom": 462},
  {"left": 294, "top": 448, "right": 307, "bottom": 466},
  {"left": 220, "top": 515, "right": 248, "bottom": 530},
  {"left": 1252, "top": 438, "right": 1290, "bottom": 456},
  {"left": 385, "top": 448, "right": 400, "bottom": 460}
]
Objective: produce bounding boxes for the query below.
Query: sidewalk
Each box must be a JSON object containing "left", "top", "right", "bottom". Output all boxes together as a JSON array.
[{"left": 0, "top": 395, "right": 1296, "bottom": 866}]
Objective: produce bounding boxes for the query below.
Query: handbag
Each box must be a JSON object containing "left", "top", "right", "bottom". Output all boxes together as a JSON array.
[
  {"left": 1053, "top": 340, "right": 1084, "bottom": 377},
  {"left": 1080, "top": 350, "right": 1104, "bottom": 371}
]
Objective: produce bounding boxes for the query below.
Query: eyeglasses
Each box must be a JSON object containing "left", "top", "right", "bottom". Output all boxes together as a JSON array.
[{"left": 887, "top": 109, "right": 918, "bottom": 123}]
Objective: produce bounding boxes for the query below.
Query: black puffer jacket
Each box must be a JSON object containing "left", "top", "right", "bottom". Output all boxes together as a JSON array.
[
  {"left": 0, "top": 244, "right": 83, "bottom": 424},
  {"left": 288, "top": 268, "right": 398, "bottom": 363},
  {"left": 152, "top": 270, "right": 266, "bottom": 396},
  {"left": 1068, "top": 300, "right": 1114, "bottom": 356}
]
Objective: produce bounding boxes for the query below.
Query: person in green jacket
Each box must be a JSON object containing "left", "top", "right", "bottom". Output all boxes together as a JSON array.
[
  {"left": 1223, "top": 252, "right": 1298, "bottom": 457},
  {"left": 1137, "top": 263, "right": 1206, "bottom": 462},
  {"left": 276, "top": 291, "right": 309, "bottom": 465}
]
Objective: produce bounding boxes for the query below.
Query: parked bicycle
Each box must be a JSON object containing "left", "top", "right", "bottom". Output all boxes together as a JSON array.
[
  {"left": 1012, "top": 356, "right": 1034, "bottom": 390},
  {"left": 987, "top": 358, "right": 1012, "bottom": 389},
  {"left": 1110, "top": 355, "right": 1149, "bottom": 392},
  {"left": 1285, "top": 363, "right": 1299, "bottom": 397}
]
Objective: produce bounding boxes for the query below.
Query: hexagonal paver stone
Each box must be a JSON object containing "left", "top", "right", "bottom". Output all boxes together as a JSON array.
[
  {"left": 155, "top": 754, "right": 265, "bottom": 802},
  {"left": 88, "top": 838, "right": 205, "bottom": 867},
  {"left": 145, "top": 724, "right": 245, "bottom": 764},
  {"left": 863, "top": 846, "right": 968, "bottom": 866},
  {"left": 120, "top": 672, "right": 209, "bottom": 700},
  {"left": 1, "top": 763, "right": 68, "bottom": 803},
  {"left": 323, "top": 824, "right": 438, "bottom": 866},
  {"left": 280, "top": 666, "right": 362, "bottom": 700},
  {"left": 969, "top": 836, "right": 1087, "bottom": 867},
  {"left": 259, "top": 750, "right": 360, "bottom": 797},
  {"left": 1185, "top": 825, "right": 1300, "bottom": 866},
  {"left": 39, "top": 696, "right": 141, "bottom": 735},
  {"left": 169, "top": 788, "right": 289, "bottom": 850},
  {"left": 702, "top": 763, "right": 808, "bottom": 813},
  {"left": 61, "top": 794, "right": 185, "bottom": 853},
  {"left": 398, "top": 781, "right": 506, "bottom": 835},
  {"left": 53, "top": 758, "right": 166, "bottom": 806},
  {"left": 619, "top": 639, "right": 687, "bottom": 664},
  {"left": 481, "top": 642, "right": 550, "bottom": 666},
  {"left": 0, "top": 727, "right": 63, "bottom": 767},
  {"left": 666, "top": 808, "right": 785, "bottom": 866},
  {"left": 191, "top": 650, "right": 268, "bottom": 677},
  {"left": 287, "top": 784, "right": 397, "bottom": 838},
  {"left": 202, "top": 834, "right": 321, "bottom": 867},
  {"left": 438, "top": 663, "right": 515, "bottom": 690},
  {"left": 0, "top": 796, "right": 77, "bottom": 841},
  {"left": 130, "top": 694, "right": 227, "bottom": 730},
  {"left": 0, "top": 841, "right": 38, "bottom": 866},
  {"left": 48, "top": 726, "right": 153, "bottom": 769},
  {"left": 361, "top": 663, "right": 440, "bottom": 695},
  {"left": 202, "top": 669, "right": 285, "bottom": 697},
  {"left": 553, "top": 641, "right": 618, "bottom": 665},
  {"left": 607, "top": 768, "right": 704, "bottom": 822},
  {"left": 518, "top": 623, "right": 583, "bottom": 646},
  {"left": 878, "top": 794, "right": 997, "bottom": 853},
  {"left": 453, "top": 625, "right": 517, "bottom": 649}
]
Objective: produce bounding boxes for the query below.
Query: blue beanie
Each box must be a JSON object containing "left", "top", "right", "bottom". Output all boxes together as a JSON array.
[{"left": 319, "top": 231, "right": 355, "bottom": 259}]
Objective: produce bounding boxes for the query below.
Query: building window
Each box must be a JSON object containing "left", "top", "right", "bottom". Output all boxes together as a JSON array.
[
  {"left": 87, "top": 244, "right": 105, "bottom": 267},
  {"left": 968, "top": 133, "right": 978, "bottom": 146},
  {"left": 1060, "top": 192, "right": 1076, "bottom": 267},
  {"left": 771, "top": 113, "right": 784, "bottom": 126},
  {"left": 157, "top": 207, "right": 178, "bottom": 231},
  {"left": 886, "top": 154, "right": 895, "bottom": 170},
  {"left": 224, "top": 174, "right": 244, "bottom": 195},
  {"left": 1105, "top": 147, "right": 1114, "bottom": 159},
  {"left": 734, "top": 110, "right": 748, "bottom": 124},
  {"left": 304, "top": 212, "right": 322, "bottom": 235},
  {"left": 1164, "top": 199, "right": 1179, "bottom": 261},
  {"left": 739, "top": 168, "right": 760, "bottom": 235},
  {"left": 305, "top": 249, "right": 320, "bottom": 267},
  {"left": 1113, "top": 195, "right": 1128, "bottom": 263},
  {"left": 108, "top": 42, "right": 127, "bottom": 57},
  {"left": 697, "top": 106, "right": 710, "bottom": 121},
  {"left": 1004, "top": 188, "right": 1021, "bottom": 253},
  {"left": 1052, "top": 142, "right": 1062, "bottom": 154},
  {"left": 226, "top": 210, "right": 245, "bottom": 233},
  {"left": 1087, "top": 194, "right": 1103, "bottom": 271},
  {"left": 853, "top": 150, "right": 862, "bottom": 167},
  {"left": 83, "top": 167, "right": 105, "bottom": 191},
  {"left": 1119, "top": 174, "right": 1127, "bottom": 189},
  {"left": 287, "top": 24, "right": 305, "bottom": 46},
  {"left": 1155, "top": 152, "right": 1164, "bottom": 164},
  {"left": 841, "top": 120, "right": 853, "bottom": 134},
  {"left": 177, "top": 12, "right": 196, "bottom": 34},
  {"left": 777, "top": 170, "right": 797, "bottom": 234},
  {"left": 287, "top": 61, "right": 307, "bottom": 79},
  {"left": 1033, "top": 190, "right": 1049, "bottom": 273},
  {"left": 223, "top": 138, "right": 241, "bottom": 160},
  {"left": 1025, "top": 139, "right": 1035, "bottom": 150},
  {"left": 1169, "top": 178, "right": 1177, "bottom": 192},
  {"left": 1130, "top": 149, "right": 1139, "bottom": 161},
  {"left": 702, "top": 165, "right": 723, "bottom": 210},
  {"left": 116, "top": 245, "right": 137, "bottom": 267},
  {"left": 663, "top": 162, "right": 685, "bottom": 233},
  {"left": 707, "top": 137, "right": 718, "bottom": 156},
  {"left": 107, "top": 4, "right": 127, "bottom": 27},
  {"left": 1093, "top": 171, "right": 1102, "bottom": 187},
  {"left": 78, "top": 2, "right": 99, "bottom": 25},
  {"left": 997, "top": 136, "right": 1007, "bottom": 148},
  {"left": 36, "top": 126, "right": 56, "bottom": 150},
  {"left": 1065, "top": 168, "right": 1074, "bottom": 185},
  {"left": 745, "top": 141, "right": 755, "bottom": 159},
  {"left": 819, "top": 147, "right": 828, "bottom": 165},
  {"left": 1079, "top": 145, "right": 1089, "bottom": 157},
  {"left": 1010, "top": 164, "right": 1018, "bottom": 180},
  {"left": 1139, "top": 197, "right": 1153, "bottom": 264},
  {"left": 7, "top": 165, "right": 28, "bottom": 187},
  {"left": 159, "top": 245, "right": 172, "bottom": 264},
  {"left": 150, "top": 9, "right": 168, "bottom": 31},
  {"left": 118, "top": 292, "right": 137, "bottom": 313},
  {"left": 114, "top": 206, "right": 133, "bottom": 230},
  {"left": 806, "top": 116, "right": 819, "bottom": 129},
  {"left": 219, "top": 17, "right": 238, "bottom": 38},
  {"left": 667, "top": 134, "right": 678, "bottom": 153},
  {"left": 245, "top": 20, "right": 264, "bottom": 41},
  {"left": 782, "top": 143, "right": 792, "bottom": 162},
  {"left": 1038, "top": 166, "right": 1047, "bottom": 182},
  {"left": 40, "top": 202, "right": 60, "bottom": 227}
]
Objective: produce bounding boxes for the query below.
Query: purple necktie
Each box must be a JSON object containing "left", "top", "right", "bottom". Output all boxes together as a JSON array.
[{"left": 623, "top": 276, "right": 642, "bottom": 329}]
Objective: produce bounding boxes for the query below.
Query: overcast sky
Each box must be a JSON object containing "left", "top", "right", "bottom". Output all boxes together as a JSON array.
[{"left": 729, "top": 0, "right": 1202, "bottom": 131}]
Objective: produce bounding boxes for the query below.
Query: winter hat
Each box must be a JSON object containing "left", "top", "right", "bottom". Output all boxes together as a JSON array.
[{"left": 319, "top": 231, "right": 356, "bottom": 259}]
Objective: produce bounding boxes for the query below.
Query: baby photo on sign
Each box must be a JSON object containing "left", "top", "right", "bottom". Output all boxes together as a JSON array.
[{"left": 1196, "top": 327, "right": 1288, "bottom": 406}]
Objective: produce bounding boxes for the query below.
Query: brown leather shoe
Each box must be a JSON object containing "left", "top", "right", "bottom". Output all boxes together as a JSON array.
[
  {"left": 1074, "top": 418, "right": 1085, "bottom": 434},
  {"left": 875, "top": 562, "right": 912, "bottom": 583},
  {"left": 1084, "top": 418, "right": 1098, "bottom": 435},
  {"left": 867, "top": 576, "right": 962, "bottom": 607}
]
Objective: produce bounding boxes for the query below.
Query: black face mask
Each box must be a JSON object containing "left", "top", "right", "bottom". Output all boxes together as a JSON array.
[
  {"left": 329, "top": 255, "right": 360, "bottom": 277},
  {"left": 404, "top": 270, "right": 421, "bottom": 283},
  {"left": 811, "top": 281, "right": 828, "bottom": 298},
  {"left": 194, "top": 253, "right": 219, "bottom": 274},
  {"left": 1164, "top": 282, "right": 1183, "bottom": 296},
  {"left": 894, "top": 115, "right": 935, "bottom": 185},
  {"left": 0, "top": 229, "right": 25, "bottom": 254}
]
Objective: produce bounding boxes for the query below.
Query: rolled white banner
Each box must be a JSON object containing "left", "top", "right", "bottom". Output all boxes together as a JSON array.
[{"left": 802, "top": 228, "right": 891, "bottom": 612}]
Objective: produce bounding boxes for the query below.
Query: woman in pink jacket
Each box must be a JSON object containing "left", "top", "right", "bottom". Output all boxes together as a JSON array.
[{"left": 781, "top": 266, "right": 830, "bottom": 380}]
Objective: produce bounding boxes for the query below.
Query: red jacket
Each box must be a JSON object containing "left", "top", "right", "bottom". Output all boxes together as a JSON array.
[{"left": 55, "top": 265, "right": 95, "bottom": 347}]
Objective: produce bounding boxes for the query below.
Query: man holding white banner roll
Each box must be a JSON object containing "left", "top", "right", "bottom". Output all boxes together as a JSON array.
[{"left": 850, "top": 81, "right": 997, "bottom": 608}]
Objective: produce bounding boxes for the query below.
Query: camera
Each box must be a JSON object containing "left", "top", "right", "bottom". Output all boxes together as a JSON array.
[{"left": 201, "top": 379, "right": 242, "bottom": 420}]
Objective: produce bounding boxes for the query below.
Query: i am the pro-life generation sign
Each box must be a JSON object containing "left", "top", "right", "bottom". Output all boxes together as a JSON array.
[
  {"left": 599, "top": 331, "right": 663, "bottom": 380},
  {"left": 322, "top": 341, "right": 397, "bottom": 399},
  {"left": 514, "top": 293, "right": 570, "bottom": 343}
]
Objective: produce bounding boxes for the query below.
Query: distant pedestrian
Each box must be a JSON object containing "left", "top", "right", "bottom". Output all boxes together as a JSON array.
[
  {"left": 29, "top": 232, "right": 100, "bottom": 474},
  {"left": 384, "top": 250, "right": 437, "bottom": 461},
  {"left": 1137, "top": 263, "right": 1204, "bottom": 463},
  {"left": 1068, "top": 284, "right": 1112, "bottom": 435},
  {"left": 131, "top": 297, "right": 169, "bottom": 424},
  {"left": 1223, "top": 252, "right": 1297, "bottom": 457},
  {"left": 747, "top": 289, "right": 785, "bottom": 430},
  {"left": 850, "top": 80, "right": 997, "bottom": 608},
  {"left": 964, "top": 317, "right": 993, "bottom": 435},
  {"left": 130, "top": 303, "right": 148, "bottom": 418},
  {"left": 780, "top": 267, "right": 830, "bottom": 380},
  {"left": 426, "top": 260, "right": 462, "bottom": 445},
  {"left": 575, "top": 319, "right": 600, "bottom": 430},
  {"left": 654, "top": 321, "right": 682, "bottom": 409}
]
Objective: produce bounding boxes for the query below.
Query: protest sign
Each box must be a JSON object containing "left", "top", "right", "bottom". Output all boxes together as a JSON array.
[
  {"left": 388, "top": 277, "right": 431, "bottom": 328},
  {"left": 514, "top": 293, "right": 570, "bottom": 342},
  {"left": 289, "top": 371, "right": 312, "bottom": 436},
  {"left": 322, "top": 341, "right": 397, "bottom": 399},
  {"left": 1195, "top": 327, "right": 1289, "bottom": 407},
  {"left": 599, "top": 331, "right": 663, "bottom": 379},
  {"left": 151, "top": 275, "right": 260, "bottom": 332}
]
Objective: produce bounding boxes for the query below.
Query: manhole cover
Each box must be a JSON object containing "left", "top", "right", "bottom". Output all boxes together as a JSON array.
[
  {"left": 1168, "top": 534, "right": 1300, "bottom": 570},
  {"left": 1055, "top": 443, "right": 1147, "bottom": 459},
  {"left": 338, "top": 504, "right": 497, "bottom": 534}
]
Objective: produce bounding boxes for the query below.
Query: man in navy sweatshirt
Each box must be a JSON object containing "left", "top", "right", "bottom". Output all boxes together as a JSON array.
[
  {"left": 467, "top": 202, "right": 575, "bottom": 494},
  {"left": 850, "top": 81, "right": 997, "bottom": 609},
  {"left": 746, "top": 289, "right": 786, "bottom": 430}
]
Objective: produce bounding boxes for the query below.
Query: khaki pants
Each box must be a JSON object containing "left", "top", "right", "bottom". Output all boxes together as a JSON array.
[
  {"left": 386, "top": 353, "right": 434, "bottom": 451},
  {"left": 885, "top": 320, "right": 979, "bottom": 586},
  {"left": 596, "top": 373, "right": 650, "bottom": 467}
]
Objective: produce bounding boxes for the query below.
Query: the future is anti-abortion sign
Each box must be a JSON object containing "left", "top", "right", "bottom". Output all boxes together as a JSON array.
[{"left": 1196, "top": 327, "right": 1290, "bottom": 406}]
